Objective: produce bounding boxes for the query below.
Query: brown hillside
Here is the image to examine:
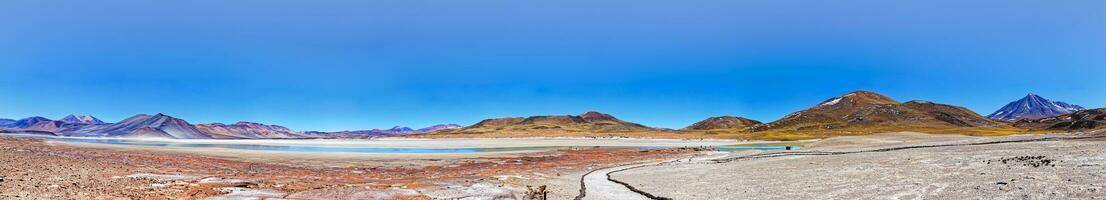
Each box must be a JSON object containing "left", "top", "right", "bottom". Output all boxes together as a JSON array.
[
  {"left": 1015, "top": 108, "right": 1106, "bottom": 130},
  {"left": 748, "top": 91, "right": 1005, "bottom": 135},
  {"left": 685, "top": 116, "right": 762, "bottom": 130},
  {"left": 440, "top": 111, "right": 656, "bottom": 136}
]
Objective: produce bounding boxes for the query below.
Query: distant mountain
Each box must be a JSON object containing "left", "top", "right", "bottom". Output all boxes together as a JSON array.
[
  {"left": 1015, "top": 108, "right": 1105, "bottom": 130},
  {"left": 748, "top": 91, "right": 1002, "bottom": 134},
  {"left": 685, "top": 116, "right": 761, "bottom": 130},
  {"left": 194, "top": 121, "right": 303, "bottom": 139},
  {"left": 65, "top": 114, "right": 211, "bottom": 139},
  {"left": 0, "top": 113, "right": 462, "bottom": 139},
  {"left": 20, "top": 120, "right": 72, "bottom": 133},
  {"left": 416, "top": 124, "right": 463, "bottom": 133},
  {"left": 987, "top": 93, "right": 1085, "bottom": 122},
  {"left": 389, "top": 126, "right": 415, "bottom": 132},
  {"left": 11, "top": 117, "right": 52, "bottom": 128},
  {"left": 459, "top": 111, "right": 655, "bottom": 133},
  {"left": 0, "top": 118, "right": 15, "bottom": 127},
  {"left": 0, "top": 115, "right": 101, "bottom": 132},
  {"left": 303, "top": 124, "right": 464, "bottom": 138},
  {"left": 61, "top": 115, "right": 105, "bottom": 125}
]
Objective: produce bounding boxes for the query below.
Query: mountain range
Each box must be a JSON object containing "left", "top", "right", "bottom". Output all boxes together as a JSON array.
[
  {"left": 0, "top": 114, "right": 461, "bottom": 139},
  {"left": 987, "top": 93, "right": 1085, "bottom": 122},
  {"left": 302, "top": 124, "right": 463, "bottom": 138},
  {"left": 2, "top": 91, "right": 1099, "bottom": 140}
]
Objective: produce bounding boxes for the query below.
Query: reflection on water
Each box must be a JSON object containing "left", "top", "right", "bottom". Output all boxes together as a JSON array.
[{"left": 6, "top": 134, "right": 801, "bottom": 154}]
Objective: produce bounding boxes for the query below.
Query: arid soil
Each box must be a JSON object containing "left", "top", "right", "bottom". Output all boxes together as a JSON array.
[
  {"left": 0, "top": 136, "right": 706, "bottom": 199},
  {"left": 611, "top": 132, "right": 1106, "bottom": 199}
]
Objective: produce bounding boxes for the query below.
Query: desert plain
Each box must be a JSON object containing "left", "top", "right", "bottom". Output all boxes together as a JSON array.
[{"left": 2, "top": 131, "right": 1105, "bottom": 199}]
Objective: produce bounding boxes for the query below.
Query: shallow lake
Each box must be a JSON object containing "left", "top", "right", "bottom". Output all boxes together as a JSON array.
[{"left": 6, "top": 134, "right": 802, "bottom": 154}]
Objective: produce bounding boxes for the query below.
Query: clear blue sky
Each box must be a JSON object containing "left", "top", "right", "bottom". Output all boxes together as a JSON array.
[{"left": 1, "top": 0, "right": 1103, "bottom": 131}]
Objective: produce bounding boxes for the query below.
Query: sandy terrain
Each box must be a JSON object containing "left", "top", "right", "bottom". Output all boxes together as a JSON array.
[
  {"left": 12, "top": 131, "right": 1100, "bottom": 199},
  {"left": 610, "top": 131, "right": 1106, "bottom": 199},
  {"left": 0, "top": 136, "right": 709, "bottom": 199}
]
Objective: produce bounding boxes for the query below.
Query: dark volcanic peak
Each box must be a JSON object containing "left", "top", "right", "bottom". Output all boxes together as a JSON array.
[
  {"left": 685, "top": 116, "right": 762, "bottom": 130},
  {"left": 988, "top": 93, "right": 1085, "bottom": 122},
  {"left": 61, "top": 115, "right": 105, "bottom": 125}
]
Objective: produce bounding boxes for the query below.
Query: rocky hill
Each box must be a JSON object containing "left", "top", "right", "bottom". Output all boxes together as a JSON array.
[
  {"left": 748, "top": 91, "right": 1003, "bottom": 135},
  {"left": 1015, "top": 108, "right": 1105, "bottom": 130},
  {"left": 685, "top": 116, "right": 761, "bottom": 130},
  {"left": 194, "top": 122, "right": 304, "bottom": 139},
  {"left": 458, "top": 111, "right": 654, "bottom": 133}
]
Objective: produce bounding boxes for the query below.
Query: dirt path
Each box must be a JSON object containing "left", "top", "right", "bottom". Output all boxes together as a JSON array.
[
  {"left": 580, "top": 163, "right": 652, "bottom": 200},
  {"left": 578, "top": 153, "right": 727, "bottom": 200}
]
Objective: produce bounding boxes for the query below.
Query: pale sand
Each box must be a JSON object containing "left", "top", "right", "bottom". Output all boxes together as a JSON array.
[{"left": 610, "top": 132, "right": 1106, "bottom": 199}]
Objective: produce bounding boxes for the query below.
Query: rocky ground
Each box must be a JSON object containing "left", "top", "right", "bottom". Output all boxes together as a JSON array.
[
  {"left": 611, "top": 132, "right": 1106, "bottom": 199},
  {"left": 0, "top": 136, "right": 705, "bottom": 199}
]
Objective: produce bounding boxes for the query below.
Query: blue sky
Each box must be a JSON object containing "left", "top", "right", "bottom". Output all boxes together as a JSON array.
[{"left": 1, "top": 0, "right": 1103, "bottom": 131}]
